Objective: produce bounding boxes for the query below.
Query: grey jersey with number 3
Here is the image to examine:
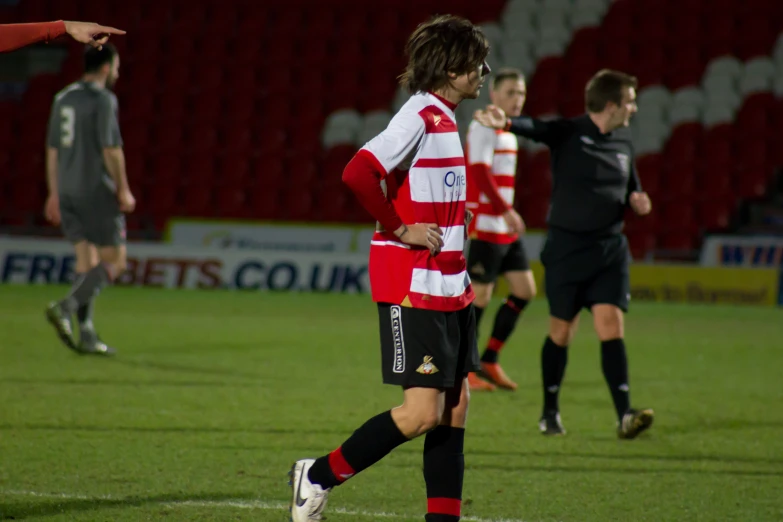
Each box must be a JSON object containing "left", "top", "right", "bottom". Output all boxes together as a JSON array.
[{"left": 46, "top": 81, "right": 123, "bottom": 197}]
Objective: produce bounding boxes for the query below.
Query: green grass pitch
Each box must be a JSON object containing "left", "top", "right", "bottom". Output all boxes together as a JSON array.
[{"left": 1, "top": 286, "right": 782, "bottom": 521}]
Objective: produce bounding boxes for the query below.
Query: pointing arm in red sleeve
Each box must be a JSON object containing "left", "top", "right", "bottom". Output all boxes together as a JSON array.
[{"left": 0, "top": 21, "right": 66, "bottom": 53}]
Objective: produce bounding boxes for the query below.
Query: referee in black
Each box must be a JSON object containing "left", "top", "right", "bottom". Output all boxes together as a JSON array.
[{"left": 474, "top": 69, "right": 654, "bottom": 439}]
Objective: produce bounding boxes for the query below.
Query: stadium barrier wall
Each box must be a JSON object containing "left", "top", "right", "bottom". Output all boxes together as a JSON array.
[
  {"left": 2, "top": 237, "right": 779, "bottom": 305},
  {"left": 0, "top": 237, "right": 369, "bottom": 293},
  {"left": 700, "top": 235, "right": 783, "bottom": 268},
  {"left": 164, "top": 217, "right": 548, "bottom": 259},
  {"left": 493, "top": 261, "right": 781, "bottom": 307},
  {"left": 165, "top": 218, "right": 377, "bottom": 254}
]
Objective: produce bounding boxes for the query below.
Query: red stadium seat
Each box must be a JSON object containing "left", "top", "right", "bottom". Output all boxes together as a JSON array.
[
  {"left": 520, "top": 197, "right": 549, "bottom": 229},
  {"left": 9, "top": 0, "right": 780, "bottom": 234},
  {"left": 636, "top": 154, "right": 663, "bottom": 198},
  {"left": 627, "top": 232, "right": 656, "bottom": 260},
  {"left": 283, "top": 189, "right": 314, "bottom": 221},
  {"left": 659, "top": 231, "right": 698, "bottom": 252},
  {"left": 182, "top": 185, "right": 213, "bottom": 217},
  {"left": 526, "top": 151, "right": 553, "bottom": 196},
  {"left": 734, "top": 167, "right": 769, "bottom": 199},
  {"left": 659, "top": 199, "right": 696, "bottom": 233},
  {"left": 697, "top": 197, "right": 736, "bottom": 231}
]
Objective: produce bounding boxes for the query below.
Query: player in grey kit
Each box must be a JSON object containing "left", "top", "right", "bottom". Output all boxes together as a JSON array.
[{"left": 44, "top": 42, "right": 135, "bottom": 355}]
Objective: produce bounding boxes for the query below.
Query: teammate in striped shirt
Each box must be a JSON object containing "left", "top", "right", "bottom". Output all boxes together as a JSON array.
[
  {"left": 289, "top": 15, "right": 490, "bottom": 522},
  {"left": 464, "top": 68, "right": 534, "bottom": 392}
]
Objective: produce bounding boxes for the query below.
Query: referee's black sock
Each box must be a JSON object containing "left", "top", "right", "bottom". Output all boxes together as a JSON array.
[
  {"left": 424, "top": 426, "right": 464, "bottom": 522},
  {"left": 541, "top": 337, "right": 568, "bottom": 413},
  {"left": 481, "top": 295, "right": 528, "bottom": 363},
  {"left": 307, "top": 410, "right": 408, "bottom": 489},
  {"left": 601, "top": 338, "right": 630, "bottom": 421}
]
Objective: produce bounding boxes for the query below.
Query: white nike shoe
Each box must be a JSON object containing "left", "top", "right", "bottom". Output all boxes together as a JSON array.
[{"left": 289, "top": 459, "right": 330, "bottom": 521}]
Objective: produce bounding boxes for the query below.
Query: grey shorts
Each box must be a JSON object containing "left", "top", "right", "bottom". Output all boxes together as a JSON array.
[{"left": 59, "top": 193, "right": 126, "bottom": 247}]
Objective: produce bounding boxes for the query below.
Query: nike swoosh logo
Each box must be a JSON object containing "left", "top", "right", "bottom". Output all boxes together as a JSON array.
[{"left": 294, "top": 465, "right": 307, "bottom": 507}]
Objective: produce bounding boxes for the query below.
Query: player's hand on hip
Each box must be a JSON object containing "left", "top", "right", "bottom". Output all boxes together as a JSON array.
[
  {"left": 64, "top": 21, "right": 126, "bottom": 50},
  {"left": 473, "top": 104, "right": 507, "bottom": 130},
  {"left": 629, "top": 191, "right": 652, "bottom": 216},
  {"left": 44, "top": 194, "right": 60, "bottom": 226},
  {"left": 464, "top": 209, "right": 474, "bottom": 227},
  {"left": 395, "top": 223, "right": 444, "bottom": 256},
  {"left": 503, "top": 208, "right": 525, "bottom": 234},
  {"left": 118, "top": 189, "right": 136, "bottom": 213},
  {"left": 464, "top": 209, "right": 474, "bottom": 239}
]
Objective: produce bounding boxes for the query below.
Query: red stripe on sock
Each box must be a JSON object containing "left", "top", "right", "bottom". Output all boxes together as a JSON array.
[
  {"left": 487, "top": 337, "right": 504, "bottom": 353},
  {"left": 427, "top": 497, "right": 461, "bottom": 516},
  {"left": 328, "top": 447, "right": 355, "bottom": 483},
  {"left": 504, "top": 298, "right": 521, "bottom": 313}
]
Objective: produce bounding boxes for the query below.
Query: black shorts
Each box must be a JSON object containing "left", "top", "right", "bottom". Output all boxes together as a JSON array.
[
  {"left": 466, "top": 238, "right": 530, "bottom": 284},
  {"left": 541, "top": 229, "right": 631, "bottom": 321},
  {"left": 377, "top": 303, "right": 479, "bottom": 389},
  {"left": 60, "top": 192, "right": 126, "bottom": 247}
]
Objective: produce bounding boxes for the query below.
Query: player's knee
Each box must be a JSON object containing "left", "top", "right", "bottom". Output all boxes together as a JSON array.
[
  {"left": 394, "top": 400, "right": 441, "bottom": 438},
  {"left": 472, "top": 284, "right": 493, "bottom": 308},
  {"left": 549, "top": 330, "right": 570, "bottom": 347},
  {"left": 111, "top": 257, "right": 127, "bottom": 274},
  {"left": 593, "top": 306, "right": 624, "bottom": 340},
  {"left": 509, "top": 273, "right": 536, "bottom": 301},
  {"left": 75, "top": 260, "right": 93, "bottom": 273},
  {"left": 595, "top": 318, "right": 623, "bottom": 340},
  {"left": 412, "top": 408, "right": 442, "bottom": 436},
  {"left": 549, "top": 321, "right": 574, "bottom": 346},
  {"left": 102, "top": 258, "right": 126, "bottom": 281},
  {"left": 99, "top": 248, "right": 127, "bottom": 279},
  {"left": 522, "top": 280, "right": 537, "bottom": 300}
]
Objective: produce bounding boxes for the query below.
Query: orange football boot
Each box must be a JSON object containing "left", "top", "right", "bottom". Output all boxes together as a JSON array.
[
  {"left": 479, "top": 362, "right": 518, "bottom": 391},
  {"left": 467, "top": 372, "right": 496, "bottom": 391}
]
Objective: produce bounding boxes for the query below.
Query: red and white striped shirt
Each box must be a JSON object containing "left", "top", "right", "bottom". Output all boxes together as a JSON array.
[
  {"left": 465, "top": 120, "right": 519, "bottom": 244},
  {"left": 351, "top": 92, "right": 474, "bottom": 312}
]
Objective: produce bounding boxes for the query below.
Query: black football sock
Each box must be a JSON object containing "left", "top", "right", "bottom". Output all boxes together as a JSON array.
[
  {"left": 601, "top": 338, "right": 630, "bottom": 421},
  {"left": 481, "top": 295, "right": 529, "bottom": 363},
  {"left": 307, "top": 410, "right": 408, "bottom": 489},
  {"left": 424, "top": 426, "right": 464, "bottom": 522},
  {"left": 542, "top": 336, "right": 568, "bottom": 413}
]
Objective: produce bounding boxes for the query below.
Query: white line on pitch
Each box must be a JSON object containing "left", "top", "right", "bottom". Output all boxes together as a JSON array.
[{"left": 1, "top": 489, "right": 534, "bottom": 522}]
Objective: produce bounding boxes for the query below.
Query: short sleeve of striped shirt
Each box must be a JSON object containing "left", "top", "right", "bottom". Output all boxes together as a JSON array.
[
  {"left": 466, "top": 121, "right": 496, "bottom": 167},
  {"left": 361, "top": 109, "right": 426, "bottom": 176}
]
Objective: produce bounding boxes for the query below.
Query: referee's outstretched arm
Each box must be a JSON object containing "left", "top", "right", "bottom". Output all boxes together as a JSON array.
[{"left": 473, "top": 105, "right": 568, "bottom": 146}]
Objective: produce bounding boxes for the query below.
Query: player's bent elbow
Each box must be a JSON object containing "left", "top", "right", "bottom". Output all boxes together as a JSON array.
[
  {"left": 341, "top": 156, "right": 362, "bottom": 185},
  {"left": 102, "top": 146, "right": 123, "bottom": 162}
]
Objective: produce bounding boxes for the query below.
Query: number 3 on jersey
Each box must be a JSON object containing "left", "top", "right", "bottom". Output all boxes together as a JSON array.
[{"left": 60, "top": 105, "right": 75, "bottom": 147}]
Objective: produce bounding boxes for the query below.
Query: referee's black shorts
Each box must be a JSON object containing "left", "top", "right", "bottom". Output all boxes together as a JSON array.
[{"left": 540, "top": 228, "right": 631, "bottom": 322}]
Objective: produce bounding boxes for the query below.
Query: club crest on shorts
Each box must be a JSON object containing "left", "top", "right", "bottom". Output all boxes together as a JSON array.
[{"left": 416, "top": 355, "right": 439, "bottom": 375}]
